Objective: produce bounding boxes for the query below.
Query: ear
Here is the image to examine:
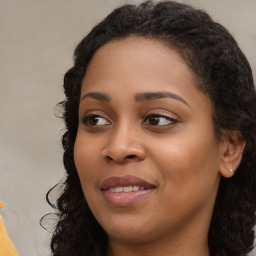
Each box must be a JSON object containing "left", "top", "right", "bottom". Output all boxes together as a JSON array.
[{"left": 219, "top": 131, "right": 246, "bottom": 178}]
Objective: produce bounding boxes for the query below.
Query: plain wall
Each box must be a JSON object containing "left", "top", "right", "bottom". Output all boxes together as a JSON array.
[{"left": 0, "top": 1, "right": 255, "bottom": 255}]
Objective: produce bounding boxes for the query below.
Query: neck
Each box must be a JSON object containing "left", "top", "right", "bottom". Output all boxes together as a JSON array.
[{"left": 107, "top": 230, "right": 210, "bottom": 256}]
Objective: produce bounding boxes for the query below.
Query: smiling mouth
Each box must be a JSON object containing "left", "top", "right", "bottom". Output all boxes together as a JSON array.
[
  {"left": 108, "top": 186, "right": 146, "bottom": 193},
  {"left": 100, "top": 175, "right": 155, "bottom": 206},
  {"left": 100, "top": 175, "right": 155, "bottom": 191}
]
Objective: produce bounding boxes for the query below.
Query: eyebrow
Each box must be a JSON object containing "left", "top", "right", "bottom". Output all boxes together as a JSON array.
[
  {"left": 135, "top": 91, "right": 191, "bottom": 108},
  {"left": 80, "top": 91, "right": 191, "bottom": 108},
  {"left": 80, "top": 92, "right": 111, "bottom": 102}
]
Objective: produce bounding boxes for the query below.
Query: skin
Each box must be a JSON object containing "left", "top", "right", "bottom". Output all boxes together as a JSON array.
[{"left": 74, "top": 37, "right": 242, "bottom": 256}]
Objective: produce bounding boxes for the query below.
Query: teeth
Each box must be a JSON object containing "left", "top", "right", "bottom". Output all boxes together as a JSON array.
[
  {"left": 109, "top": 186, "right": 144, "bottom": 193},
  {"left": 115, "top": 187, "right": 123, "bottom": 193},
  {"left": 123, "top": 186, "right": 132, "bottom": 192},
  {"left": 133, "top": 186, "right": 140, "bottom": 191}
]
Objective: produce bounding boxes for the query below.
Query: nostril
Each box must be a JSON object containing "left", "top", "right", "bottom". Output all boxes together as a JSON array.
[
  {"left": 104, "top": 154, "right": 139, "bottom": 163},
  {"left": 127, "top": 155, "right": 136, "bottom": 159}
]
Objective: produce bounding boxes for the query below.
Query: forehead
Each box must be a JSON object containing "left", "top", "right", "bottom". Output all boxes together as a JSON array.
[{"left": 82, "top": 36, "right": 198, "bottom": 93}]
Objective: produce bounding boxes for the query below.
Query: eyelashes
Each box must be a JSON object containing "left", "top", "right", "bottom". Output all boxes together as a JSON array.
[
  {"left": 82, "top": 114, "right": 111, "bottom": 127},
  {"left": 81, "top": 112, "right": 178, "bottom": 128},
  {"left": 142, "top": 114, "right": 177, "bottom": 126}
]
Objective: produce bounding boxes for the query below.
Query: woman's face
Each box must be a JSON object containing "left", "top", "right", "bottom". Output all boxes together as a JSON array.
[{"left": 74, "top": 37, "right": 224, "bottom": 245}]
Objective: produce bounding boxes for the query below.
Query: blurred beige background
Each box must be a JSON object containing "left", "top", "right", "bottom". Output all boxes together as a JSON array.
[{"left": 0, "top": 0, "right": 255, "bottom": 255}]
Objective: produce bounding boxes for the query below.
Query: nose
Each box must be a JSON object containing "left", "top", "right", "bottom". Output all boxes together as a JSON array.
[{"left": 102, "top": 123, "right": 146, "bottom": 164}]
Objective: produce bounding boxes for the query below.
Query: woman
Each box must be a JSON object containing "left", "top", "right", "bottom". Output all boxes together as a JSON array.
[{"left": 44, "top": 1, "right": 256, "bottom": 255}]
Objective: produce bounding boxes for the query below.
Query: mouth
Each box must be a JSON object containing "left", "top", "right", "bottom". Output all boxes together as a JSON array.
[
  {"left": 101, "top": 175, "right": 155, "bottom": 191},
  {"left": 108, "top": 186, "right": 145, "bottom": 193},
  {"left": 100, "top": 175, "right": 156, "bottom": 206}
]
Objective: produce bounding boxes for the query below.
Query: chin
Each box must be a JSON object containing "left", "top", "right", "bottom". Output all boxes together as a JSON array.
[
  {"left": 101, "top": 218, "right": 155, "bottom": 243},
  {"left": 107, "top": 229, "right": 154, "bottom": 244}
]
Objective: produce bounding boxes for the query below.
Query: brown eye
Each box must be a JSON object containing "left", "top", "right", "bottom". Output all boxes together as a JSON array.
[
  {"left": 143, "top": 114, "right": 177, "bottom": 126},
  {"left": 82, "top": 114, "right": 111, "bottom": 126}
]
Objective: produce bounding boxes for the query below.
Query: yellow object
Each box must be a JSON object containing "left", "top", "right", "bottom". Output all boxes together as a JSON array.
[
  {"left": 0, "top": 201, "right": 5, "bottom": 208},
  {"left": 0, "top": 202, "right": 19, "bottom": 256}
]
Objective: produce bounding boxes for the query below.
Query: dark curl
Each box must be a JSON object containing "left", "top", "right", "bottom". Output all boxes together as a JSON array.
[{"left": 43, "top": 1, "right": 256, "bottom": 256}]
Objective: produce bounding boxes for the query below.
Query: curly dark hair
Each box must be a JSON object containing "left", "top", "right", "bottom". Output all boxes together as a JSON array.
[{"left": 43, "top": 1, "right": 256, "bottom": 256}]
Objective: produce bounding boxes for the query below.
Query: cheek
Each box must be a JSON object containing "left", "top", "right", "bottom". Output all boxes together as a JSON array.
[
  {"left": 152, "top": 130, "right": 221, "bottom": 195},
  {"left": 152, "top": 143, "right": 220, "bottom": 226},
  {"left": 73, "top": 135, "right": 99, "bottom": 188}
]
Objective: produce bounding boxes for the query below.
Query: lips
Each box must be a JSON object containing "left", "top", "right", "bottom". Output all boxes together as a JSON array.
[
  {"left": 101, "top": 175, "right": 155, "bottom": 190},
  {"left": 100, "top": 175, "right": 156, "bottom": 206}
]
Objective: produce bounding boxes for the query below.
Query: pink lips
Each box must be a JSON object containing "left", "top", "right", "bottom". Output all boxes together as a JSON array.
[{"left": 100, "top": 175, "right": 156, "bottom": 206}]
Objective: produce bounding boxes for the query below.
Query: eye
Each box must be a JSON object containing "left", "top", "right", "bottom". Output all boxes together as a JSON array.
[
  {"left": 143, "top": 114, "right": 177, "bottom": 126},
  {"left": 82, "top": 114, "right": 111, "bottom": 126}
]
